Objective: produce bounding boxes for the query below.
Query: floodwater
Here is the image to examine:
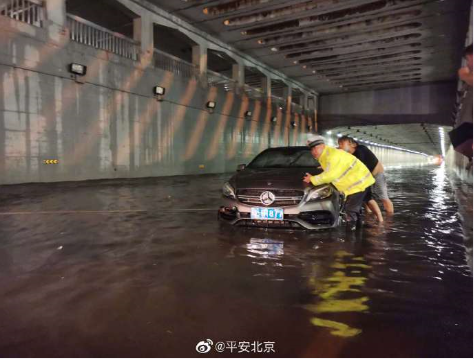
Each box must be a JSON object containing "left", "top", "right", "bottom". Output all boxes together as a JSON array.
[{"left": 0, "top": 165, "right": 472, "bottom": 357}]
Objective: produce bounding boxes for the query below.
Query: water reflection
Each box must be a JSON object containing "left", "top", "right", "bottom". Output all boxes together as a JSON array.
[
  {"left": 225, "top": 231, "right": 373, "bottom": 338},
  {"left": 303, "top": 250, "right": 371, "bottom": 337},
  {"left": 246, "top": 238, "right": 285, "bottom": 259}
]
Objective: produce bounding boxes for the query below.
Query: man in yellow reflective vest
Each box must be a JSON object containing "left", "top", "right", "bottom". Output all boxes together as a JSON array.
[{"left": 303, "top": 135, "right": 375, "bottom": 231}]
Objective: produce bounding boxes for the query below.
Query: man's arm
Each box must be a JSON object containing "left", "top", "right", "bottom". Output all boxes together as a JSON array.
[
  {"left": 372, "top": 161, "right": 384, "bottom": 176},
  {"left": 309, "top": 157, "right": 346, "bottom": 186}
]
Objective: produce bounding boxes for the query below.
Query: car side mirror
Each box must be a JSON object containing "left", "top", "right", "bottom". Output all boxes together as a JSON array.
[{"left": 237, "top": 164, "right": 246, "bottom": 171}]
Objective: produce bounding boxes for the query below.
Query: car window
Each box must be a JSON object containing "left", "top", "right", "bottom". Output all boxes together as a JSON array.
[{"left": 248, "top": 149, "right": 320, "bottom": 168}]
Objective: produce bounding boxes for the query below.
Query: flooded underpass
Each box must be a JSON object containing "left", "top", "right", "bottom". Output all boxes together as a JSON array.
[{"left": 0, "top": 165, "right": 472, "bottom": 358}]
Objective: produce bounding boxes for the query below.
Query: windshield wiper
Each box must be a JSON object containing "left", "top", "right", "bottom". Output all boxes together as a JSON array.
[{"left": 287, "top": 152, "right": 306, "bottom": 167}]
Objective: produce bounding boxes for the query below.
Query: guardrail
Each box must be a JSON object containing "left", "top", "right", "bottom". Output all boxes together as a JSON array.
[
  {"left": 270, "top": 95, "right": 286, "bottom": 108},
  {"left": 244, "top": 84, "right": 265, "bottom": 100},
  {"left": 0, "top": 0, "right": 44, "bottom": 27},
  {"left": 207, "top": 70, "right": 236, "bottom": 91},
  {"left": 154, "top": 49, "right": 198, "bottom": 80},
  {"left": 67, "top": 14, "right": 140, "bottom": 61},
  {"left": 292, "top": 103, "right": 304, "bottom": 113}
]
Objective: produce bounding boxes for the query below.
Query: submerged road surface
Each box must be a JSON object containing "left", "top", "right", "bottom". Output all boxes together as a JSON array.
[{"left": 0, "top": 165, "right": 472, "bottom": 357}]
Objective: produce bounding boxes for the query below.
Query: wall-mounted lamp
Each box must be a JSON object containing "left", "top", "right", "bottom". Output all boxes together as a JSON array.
[
  {"left": 244, "top": 111, "right": 252, "bottom": 117},
  {"left": 69, "top": 63, "right": 87, "bottom": 76},
  {"left": 153, "top": 86, "right": 166, "bottom": 101},
  {"left": 206, "top": 101, "right": 216, "bottom": 113},
  {"left": 153, "top": 86, "right": 165, "bottom": 96},
  {"left": 271, "top": 116, "right": 277, "bottom": 123}
]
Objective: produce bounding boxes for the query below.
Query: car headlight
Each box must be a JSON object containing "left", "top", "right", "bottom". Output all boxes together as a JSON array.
[
  {"left": 222, "top": 182, "right": 236, "bottom": 199},
  {"left": 306, "top": 185, "right": 333, "bottom": 202}
]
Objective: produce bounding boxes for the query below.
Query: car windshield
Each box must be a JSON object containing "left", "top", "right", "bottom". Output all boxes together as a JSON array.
[{"left": 248, "top": 148, "right": 320, "bottom": 169}]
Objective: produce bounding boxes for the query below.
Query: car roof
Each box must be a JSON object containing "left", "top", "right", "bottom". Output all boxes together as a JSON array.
[{"left": 263, "top": 146, "right": 309, "bottom": 152}]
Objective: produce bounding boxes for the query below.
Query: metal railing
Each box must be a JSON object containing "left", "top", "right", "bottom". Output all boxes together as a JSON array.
[
  {"left": 292, "top": 102, "right": 304, "bottom": 113},
  {"left": 244, "top": 84, "right": 265, "bottom": 100},
  {"left": 153, "top": 49, "right": 198, "bottom": 80},
  {"left": 67, "top": 14, "right": 140, "bottom": 61},
  {"left": 207, "top": 70, "right": 236, "bottom": 91},
  {"left": 0, "top": 0, "right": 44, "bottom": 27},
  {"left": 271, "top": 95, "right": 286, "bottom": 108}
]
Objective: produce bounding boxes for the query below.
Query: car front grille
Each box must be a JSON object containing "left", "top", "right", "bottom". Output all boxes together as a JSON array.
[
  {"left": 236, "top": 219, "right": 303, "bottom": 229},
  {"left": 237, "top": 189, "right": 304, "bottom": 207}
]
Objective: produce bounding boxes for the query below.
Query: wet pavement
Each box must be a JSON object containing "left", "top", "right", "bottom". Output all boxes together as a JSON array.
[{"left": 0, "top": 165, "right": 472, "bottom": 357}]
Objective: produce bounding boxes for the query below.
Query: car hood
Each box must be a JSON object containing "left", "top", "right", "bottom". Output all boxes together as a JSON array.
[{"left": 232, "top": 167, "right": 323, "bottom": 191}]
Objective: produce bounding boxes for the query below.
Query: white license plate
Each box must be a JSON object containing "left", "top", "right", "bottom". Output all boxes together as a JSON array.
[{"left": 251, "top": 207, "right": 284, "bottom": 221}]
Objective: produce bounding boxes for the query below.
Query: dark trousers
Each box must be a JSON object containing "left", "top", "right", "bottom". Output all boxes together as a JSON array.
[{"left": 344, "top": 188, "right": 369, "bottom": 223}]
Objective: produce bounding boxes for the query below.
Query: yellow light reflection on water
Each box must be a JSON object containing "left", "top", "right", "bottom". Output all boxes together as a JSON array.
[{"left": 304, "top": 250, "right": 372, "bottom": 337}]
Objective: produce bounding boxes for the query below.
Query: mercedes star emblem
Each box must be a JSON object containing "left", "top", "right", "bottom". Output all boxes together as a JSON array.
[{"left": 260, "top": 191, "right": 275, "bottom": 206}]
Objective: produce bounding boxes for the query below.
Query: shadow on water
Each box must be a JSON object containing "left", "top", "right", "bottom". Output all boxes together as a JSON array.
[{"left": 0, "top": 166, "right": 472, "bottom": 357}]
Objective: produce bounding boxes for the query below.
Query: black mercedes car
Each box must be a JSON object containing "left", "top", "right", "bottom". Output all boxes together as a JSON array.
[{"left": 218, "top": 146, "right": 344, "bottom": 230}]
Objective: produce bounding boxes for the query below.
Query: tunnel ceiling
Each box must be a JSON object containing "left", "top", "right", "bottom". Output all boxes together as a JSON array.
[{"left": 146, "top": 0, "right": 470, "bottom": 94}]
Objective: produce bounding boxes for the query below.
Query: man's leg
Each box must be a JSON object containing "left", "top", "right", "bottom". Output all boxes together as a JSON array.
[
  {"left": 373, "top": 173, "right": 394, "bottom": 214},
  {"left": 367, "top": 199, "right": 384, "bottom": 222},
  {"left": 363, "top": 186, "right": 383, "bottom": 222},
  {"left": 382, "top": 198, "right": 394, "bottom": 214},
  {"left": 344, "top": 189, "right": 368, "bottom": 230}
]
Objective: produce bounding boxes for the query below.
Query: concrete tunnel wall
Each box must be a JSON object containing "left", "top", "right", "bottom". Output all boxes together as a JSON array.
[{"left": 0, "top": 16, "right": 312, "bottom": 185}]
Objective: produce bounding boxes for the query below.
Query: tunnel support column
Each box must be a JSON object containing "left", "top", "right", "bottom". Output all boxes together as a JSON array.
[
  {"left": 283, "top": 84, "right": 292, "bottom": 146},
  {"left": 192, "top": 44, "right": 208, "bottom": 86},
  {"left": 232, "top": 61, "right": 245, "bottom": 95},
  {"left": 313, "top": 94, "right": 319, "bottom": 133},
  {"left": 301, "top": 92, "right": 309, "bottom": 132},
  {"left": 45, "top": 0, "right": 67, "bottom": 44},
  {"left": 300, "top": 92, "right": 309, "bottom": 117},
  {"left": 261, "top": 75, "right": 271, "bottom": 99},
  {"left": 133, "top": 15, "right": 154, "bottom": 65},
  {"left": 301, "top": 93, "right": 308, "bottom": 111},
  {"left": 262, "top": 75, "right": 272, "bottom": 126},
  {"left": 283, "top": 84, "right": 292, "bottom": 112}
]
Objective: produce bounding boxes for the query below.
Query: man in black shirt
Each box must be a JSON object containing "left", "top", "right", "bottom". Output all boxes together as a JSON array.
[{"left": 338, "top": 136, "right": 394, "bottom": 216}]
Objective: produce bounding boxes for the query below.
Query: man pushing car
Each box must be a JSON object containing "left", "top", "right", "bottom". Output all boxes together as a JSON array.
[{"left": 303, "top": 135, "right": 375, "bottom": 231}]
